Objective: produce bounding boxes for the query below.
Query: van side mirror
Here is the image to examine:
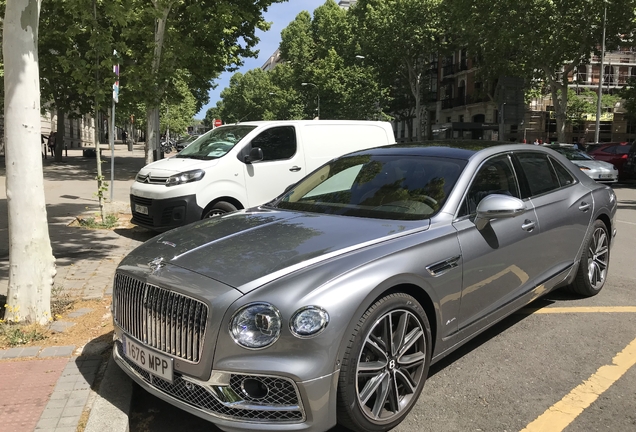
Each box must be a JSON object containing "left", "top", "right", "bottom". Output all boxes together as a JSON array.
[
  {"left": 474, "top": 194, "right": 525, "bottom": 230},
  {"left": 244, "top": 147, "right": 264, "bottom": 163}
]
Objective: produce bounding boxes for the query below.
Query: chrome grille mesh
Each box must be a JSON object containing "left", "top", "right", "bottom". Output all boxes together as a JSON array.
[
  {"left": 116, "top": 342, "right": 304, "bottom": 422},
  {"left": 113, "top": 273, "right": 208, "bottom": 363}
]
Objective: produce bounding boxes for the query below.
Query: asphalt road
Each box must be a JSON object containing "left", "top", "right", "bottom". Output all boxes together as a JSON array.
[{"left": 128, "top": 181, "right": 636, "bottom": 432}]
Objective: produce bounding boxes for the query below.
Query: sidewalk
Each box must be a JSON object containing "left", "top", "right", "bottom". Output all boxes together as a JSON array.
[{"left": 0, "top": 144, "right": 152, "bottom": 432}]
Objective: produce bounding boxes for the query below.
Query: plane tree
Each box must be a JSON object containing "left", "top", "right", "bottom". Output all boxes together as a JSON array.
[
  {"left": 446, "top": 0, "right": 636, "bottom": 143},
  {"left": 122, "top": 0, "right": 286, "bottom": 164},
  {"left": 351, "top": 0, "right": 444, "bottom": 141},
  {"left": 3, "top": 0, "right": 55, "bottom": 324}
]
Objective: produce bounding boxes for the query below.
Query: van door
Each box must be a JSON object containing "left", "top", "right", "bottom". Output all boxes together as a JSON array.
[{"left": 242, "top": 126, "right": 306, "bottom": 207}]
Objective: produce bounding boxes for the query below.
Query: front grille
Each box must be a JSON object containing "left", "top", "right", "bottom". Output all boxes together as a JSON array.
[
  {"left": 113, "top": 273, "right": 208, "bottom": 363},
  {"left": 136, "top": 174, "right": 169, "bottom": 184},
  {"left": 116, "top": 342, "right": 304, "bottom": 422},
  {"left": 132, "top": 195, "right": 153, "bottom": 206}
]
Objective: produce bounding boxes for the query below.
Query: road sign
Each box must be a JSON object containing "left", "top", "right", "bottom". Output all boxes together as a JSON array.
[
  {"left": 113, "top": 81, "right": 119, "bottom": 103},
  {"left": 214, "top": 119, "right": 222, "bottom": 127}
]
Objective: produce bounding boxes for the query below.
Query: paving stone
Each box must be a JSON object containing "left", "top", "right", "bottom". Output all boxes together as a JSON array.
[
  {"left": 45, "top": 399, "right": 68, "bottom": 409},
  {"left": 36, "top": 418, "right": 59, "bottom": 429},
  {"left": 40, "top": 407, "right": 64, "bottom": 419},
  {"left": 49, "top": 321, "right": 75, "bottom": 333},
  {"left": 55, "top": 428, "right": 79, "bottom": 432},
  {"left": 39, "top": 345, "right": 76, "bottom": 358},
  {"left": 67, "top": 307, "right": 93, "bottom": 318},
  {"left": 1, "top": 347, "right": 27, "bottom": 359},
  {"left": 61, "top": 406, "right": 84, "bottom": 417},
  {"left": 21, "top": 346, "right": 43, "bottom": 357},
  {"left": 57, "top": 416, "right": 80, "bottom": 427}
]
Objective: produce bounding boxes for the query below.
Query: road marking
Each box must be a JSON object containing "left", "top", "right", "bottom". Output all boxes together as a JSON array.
[
  {"left": 521, "top": 337, "right": 636, "bottom": 432},
  {"left": 617, "top": 219, "right": 636, "bottom": 226},
  {"left": 518, "top": 306, "right": 636, "bottom": 314}
]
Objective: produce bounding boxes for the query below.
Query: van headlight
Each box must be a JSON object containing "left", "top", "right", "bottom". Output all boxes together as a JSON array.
[
  {"left": 166, "top": 169, "right": 205, "bottom": 186},
  {"left": 230, "top": 303, "right": 282, "bottom": 349}
]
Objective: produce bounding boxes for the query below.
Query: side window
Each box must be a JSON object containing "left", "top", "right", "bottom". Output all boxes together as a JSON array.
[
  {"left": 251, "top": 126, "right": 297, "bottom": 161},
  {"left": 550, "top": 157, "right": 576, "bottom": 187},
  {"left": 603, "top": 145, "right": 617, "bottom": 154},
  {"left": 616, "top": 145, "right": 630, "bottom": 155},
  {"left": 516, "top": 153, "right": 560, "bottom": 197},
  {"left": 458, "top": 154, "right": 519, "bottom": 217}
]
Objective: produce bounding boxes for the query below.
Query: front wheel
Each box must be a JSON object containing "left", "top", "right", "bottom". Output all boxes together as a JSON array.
[
  {"left": 567, "top": 219, "right": 610, "bottom": 297},
  {"left": 337, "top": 293, "right": 431, "bottom": 432},
  {"left": 202, "top": 201, "right": 237, "bottom": 218}
]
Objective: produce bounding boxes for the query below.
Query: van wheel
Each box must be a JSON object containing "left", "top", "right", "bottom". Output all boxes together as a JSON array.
[{"left": 203, "top": 201, "right": 237, "bottom": 218}]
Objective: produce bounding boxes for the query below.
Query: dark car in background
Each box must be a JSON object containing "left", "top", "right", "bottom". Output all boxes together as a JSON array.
[
  {"left": 112, "top": 143, "right": 617, "bottom": 432},
  {"left": 586, "top": 142, "right": 632, "bottom": 178},
  {"left": 622, "top": 141, "right": 636, "bottom": 178}
]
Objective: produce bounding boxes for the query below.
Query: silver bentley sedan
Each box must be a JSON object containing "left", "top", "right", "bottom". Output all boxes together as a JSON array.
[
  {"left": 112, "top": 143, "right": 617, "bottom": 432},
  {"left": 547, "top": 145, "right": 619, "bottom": 183}
]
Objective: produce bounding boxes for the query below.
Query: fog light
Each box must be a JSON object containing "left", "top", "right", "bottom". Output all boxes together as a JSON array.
[{"left": 241, "top": 378, "right": 268, "bottom": 399}]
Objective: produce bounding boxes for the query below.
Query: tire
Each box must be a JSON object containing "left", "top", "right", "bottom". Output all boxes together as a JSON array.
[
  {"left": 202, "top": 201, "right": 237, "bottom": 218},
  {"left": 337, "top": 293, "right": 431, "bottom": 432},
  {"left": 568, "top": 219, "right": 610, "bottom": 297}
]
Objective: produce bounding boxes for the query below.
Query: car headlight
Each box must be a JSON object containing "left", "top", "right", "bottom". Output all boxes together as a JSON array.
[
  {"left": 579, "top": 166, "right": 590, "bottom": 171},
  {"left": 166, "top": 169, "right": 205, "bottom": 187},
  {"left": 230, "top": 303, "right": 282, "bottom": 349},
  {"left": 290, "top": 306, "right": 329, "bottom": 338}
]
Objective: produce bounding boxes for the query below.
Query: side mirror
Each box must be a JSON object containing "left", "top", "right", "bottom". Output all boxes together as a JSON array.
[
  {"left": 474, "top": 194, "right": 525, "bottom": 230},
  {"left": 244, "top": 147, "right": 264, "bottom": 163}
]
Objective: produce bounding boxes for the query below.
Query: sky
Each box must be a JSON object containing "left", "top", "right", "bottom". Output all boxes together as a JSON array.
[{"left": 195, "top": 0, "right": 327, "bottom": 119}]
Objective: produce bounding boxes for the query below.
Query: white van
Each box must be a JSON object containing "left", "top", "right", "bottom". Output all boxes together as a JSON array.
[{"left": 130, "top": 120, "right": 396, "bottom": 231}]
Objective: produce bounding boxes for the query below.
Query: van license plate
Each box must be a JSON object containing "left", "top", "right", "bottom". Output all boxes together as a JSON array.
[
  {"left": 122, "top": 335, "right": 173, "bottom": 382},
  {"left": 134, "top": 204, "right": 148, "bottom": 215}
]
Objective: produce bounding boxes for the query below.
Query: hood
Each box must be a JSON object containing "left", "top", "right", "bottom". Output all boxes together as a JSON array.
[
  {"left": 572, "top": 159, "right": 614, "bottom": 171},
  {"left": 129, "top": 209, "right": 427, "bottom": 292},
  {"left": 138, "top": 157, "right": 219, "bottom": 176}
]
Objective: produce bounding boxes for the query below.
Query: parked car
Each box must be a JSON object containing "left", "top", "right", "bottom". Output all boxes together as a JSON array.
[
  {"left": 175, "top": 134, "right": 200, "bottom": 152},
  {"left": 547, "top": 145, "right": 618, "bottom": 183},
  {"left": 586, "top": 142, "right": 632, "bottom": 178},
  {"left": 130, "top": 120, "right": 396, "bottom": 231},
  {"left": 113, "top": 143, "right": 616, "bottom": 432},
  {"left": 621, "top": 140, "right": 636, "bottom": 178}
]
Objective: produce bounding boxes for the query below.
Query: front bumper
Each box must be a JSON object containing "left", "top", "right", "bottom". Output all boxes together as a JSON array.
[
  {"left": 130, "top": 193, "right": 202, "bottom": 231},
  {"left": 113, "top": 335, "right": 338, "bottom": 432}
]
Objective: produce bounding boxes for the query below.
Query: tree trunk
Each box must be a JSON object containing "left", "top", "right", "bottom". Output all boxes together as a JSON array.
[
  {"left": 146, "top": 107, "right": 160, "bottom": 164},
  {"left": 54, "top": 107, "right": 65, "bottom": 162},
  {"left": 3, "top": 0, "right": 55, "bottom": 324},
  {"left": 145, "top": 6, "right": 171, "bottom": 164}
]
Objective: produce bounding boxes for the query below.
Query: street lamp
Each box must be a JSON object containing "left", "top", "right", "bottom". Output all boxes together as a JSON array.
[
  {"left": 595, "top": 2, "right": 608, "bottom": 144},
  {"left": 301, "top": 82, "right": 320, "bottom": 119}
]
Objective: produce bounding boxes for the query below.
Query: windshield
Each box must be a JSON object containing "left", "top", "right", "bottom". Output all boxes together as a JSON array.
[
  {"left": 273, "top": 154, "right": 466, "bottom": 220},
  {"left": 177, "top": 125, "right": 256, "bottom": 160},
  {"left": 552, "top": 147, "right": 594, "bottom": 161}
]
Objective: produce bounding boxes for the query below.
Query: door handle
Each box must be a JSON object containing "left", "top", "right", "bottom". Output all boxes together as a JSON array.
[
  {"left": 521, "top": 220, "right": 535, "bottom": 232},
  {"left": 578, "top": 202, "right": 590, "bottom": 212},
  {"left": 289, "top": 166, "right": 302, "bottom": 172}
]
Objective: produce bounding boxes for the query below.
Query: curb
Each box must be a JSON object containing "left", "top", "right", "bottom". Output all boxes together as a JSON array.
[{"left": 84, "top": 355, "right": 132, "bottom": 432}]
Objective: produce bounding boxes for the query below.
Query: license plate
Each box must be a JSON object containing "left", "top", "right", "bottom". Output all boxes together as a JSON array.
[
  {"left": 122, "top": 335, "right": 173, "bottom": 382},
  {"left": 134, "top": 203, "right": 148, "bottom": 215},
  {"left": 599, "top": 174, "right": 614, "bottom": 179}
]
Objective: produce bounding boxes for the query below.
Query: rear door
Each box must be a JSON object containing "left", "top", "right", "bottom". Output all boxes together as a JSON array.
[
  {"left": 242, "top": 126, "right": 306, "bottom": 207},
  {"left": 512, "top": 151, "right": 592, "bottom": 282}
]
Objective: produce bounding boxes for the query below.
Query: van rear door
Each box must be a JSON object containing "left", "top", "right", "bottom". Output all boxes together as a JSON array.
[{"left": 242, "top": 125, "right": 306, "bottom": 207}]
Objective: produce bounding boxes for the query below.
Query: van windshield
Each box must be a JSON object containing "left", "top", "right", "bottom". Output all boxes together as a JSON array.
[{"left": 177, "top": 125, "right": 256, "bottom": 160}]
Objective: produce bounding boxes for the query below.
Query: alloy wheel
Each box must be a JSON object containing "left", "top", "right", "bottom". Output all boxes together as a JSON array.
[
  {"left": 355, "top": 309, "right": 426, "bottom": 423},
  {"left": 587, "top": 226, "right": 609, "bottom": 290}
]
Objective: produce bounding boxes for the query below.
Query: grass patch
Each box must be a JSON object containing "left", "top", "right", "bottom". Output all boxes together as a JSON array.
[
  {"left": 77, "top": 213, "right": 119, "bottom": 229},
  {"left": 0, "top": 322, "right": 47, "bottom": 347}
]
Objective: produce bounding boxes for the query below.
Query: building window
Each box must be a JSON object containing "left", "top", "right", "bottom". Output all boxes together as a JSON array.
[
  {"left": 459, "top": 115, "right": 464, "bottom": 123},
  {"left": 446, "top": 116, "right": 452, "bottom": 123}
]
